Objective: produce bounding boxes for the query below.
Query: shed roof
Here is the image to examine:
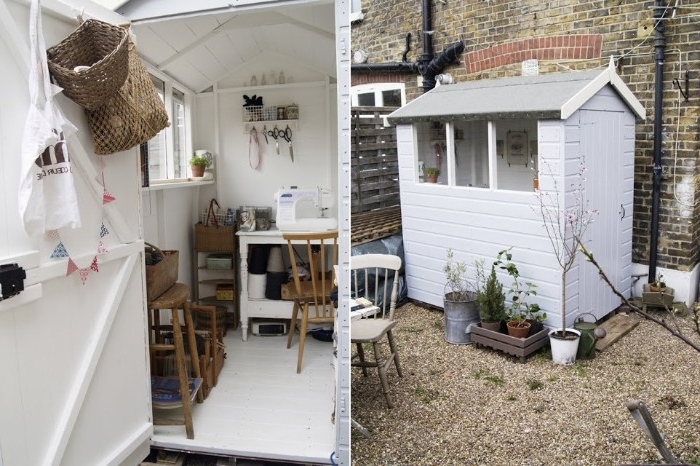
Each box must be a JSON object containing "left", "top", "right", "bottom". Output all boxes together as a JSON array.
[{"left": 388, "top": 63, "right": 646, "bottom": 124}]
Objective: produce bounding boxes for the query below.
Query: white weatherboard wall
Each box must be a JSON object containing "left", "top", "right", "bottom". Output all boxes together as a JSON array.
[
  {"left": 0, "top": 1, "right": 151, "bottom": 465},
  {"left": 396, "top": 85, "right": 636, "bottom": 328}
]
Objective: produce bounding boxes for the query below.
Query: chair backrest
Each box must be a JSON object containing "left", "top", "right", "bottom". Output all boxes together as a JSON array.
[
  {"left": 283, "top": 231, "right": 339, "bottom": 317},
  {"left": 350, "top": 253, "right": 402, "bottom": 320}
]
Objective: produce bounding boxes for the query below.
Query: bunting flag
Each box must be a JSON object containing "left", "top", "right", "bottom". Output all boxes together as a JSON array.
[
  {"left": 44, "top": 230, "right": 60, "bottom": 242},
  {"left": 79, "top": 268, "right": 90, "bottom": 285},
  {"left": 103, "top": 189, "right": 115, "bottom": 204},
  {"left": 90, "top": 256, "right": 99, "bottom": 272},
  {"left": 51, "top": 242, "right": 69, "bottom": 258},
  {"left": 100, "top": 223, "right": 109, "bottom": 238},
  {"left": 97, "top": 240, "right": 107, "bottom": 255},
  {"left": 66, "top": 258, "right": 79, "bottom": 276}
]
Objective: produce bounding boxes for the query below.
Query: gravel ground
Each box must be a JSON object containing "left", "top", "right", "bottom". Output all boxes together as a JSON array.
[{"left": 351, "top": 302, "right": 700, "bottom": 465}]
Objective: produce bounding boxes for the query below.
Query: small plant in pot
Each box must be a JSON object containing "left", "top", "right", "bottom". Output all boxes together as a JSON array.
[
  {"left": 189, "top": 154, "right": 210, "bottom": 177},
  {"left": 494, "top": 248, "right": 539, "bottom": 338},
  {"left": 443, "top": 248, "right": 478, "bottom": 344},
  {"left": 650, "top": 273, "right": 666, "bottom": 292},
  {"left": 476, "top": 264, "right": 506, "bottom": 332},
  {"left": 424, "top": 166, "right": 440, "bottom": 183}
]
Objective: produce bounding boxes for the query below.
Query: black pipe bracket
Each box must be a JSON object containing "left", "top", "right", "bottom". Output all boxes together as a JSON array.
[{"left": 0, "top": 263, "right": 26, "bottom": 300}]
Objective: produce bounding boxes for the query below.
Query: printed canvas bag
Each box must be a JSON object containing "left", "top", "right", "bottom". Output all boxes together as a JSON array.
[{"left": 18, "top": 0, "right": 81, "bottom": 236}]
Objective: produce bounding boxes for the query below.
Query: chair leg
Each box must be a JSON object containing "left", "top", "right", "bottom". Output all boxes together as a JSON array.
[
  {"left": 287, "top": 300, "right": 300, "bottom": 349},
  {"left": 373, "top": 341, "right": 394, "bottom": 408},
  {"left": 296, "top": 304, "right": 310, "bottom": 373},
  {"left": 356, "top": 342, "right": 368, "bottom": 377},
  {"left": 387, "top": 330, "right": 403, "bottom": 377}
]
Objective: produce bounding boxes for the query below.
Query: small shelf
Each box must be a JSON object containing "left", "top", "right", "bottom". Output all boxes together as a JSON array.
[
  {"left": 200, "top": 296, "right": 235, "bottom": 304},
  {"left": 244, "top": 120, "right": 299, "bottom": 133},
  {"left": 199, "top": 278, "right": 235, "bottom": 286}
]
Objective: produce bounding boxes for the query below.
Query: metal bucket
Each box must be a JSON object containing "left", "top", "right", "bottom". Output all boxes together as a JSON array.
[
  {"left": 444, "top": 292, "right": 479, "bottom": 344},
  {"left": 574, "top": 312, "right": 598, "bottom": 360}
]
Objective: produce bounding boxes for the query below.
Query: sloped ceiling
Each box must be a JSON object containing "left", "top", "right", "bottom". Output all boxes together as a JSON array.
[{"left": 117, "top": 0, "right": 335, "bottom": 93}]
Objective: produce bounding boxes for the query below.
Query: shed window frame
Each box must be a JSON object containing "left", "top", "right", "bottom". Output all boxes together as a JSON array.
[{"left": 414, "top": 119, "right": 538, "bottom": 193}]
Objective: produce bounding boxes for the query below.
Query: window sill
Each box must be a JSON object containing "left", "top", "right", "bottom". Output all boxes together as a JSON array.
[{"left": 143, "top": 179, "right": 214, "bottom": 192}]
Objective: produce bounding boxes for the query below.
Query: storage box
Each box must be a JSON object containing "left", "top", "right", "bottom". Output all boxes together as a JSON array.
[
  {"left": 255, "top": 206, "right": 272, "bottom": 231},
  {"left": 216, "top": 284, "right": 234, "bottom": 301},
  {"left": 206, "top": 254, "right": 232, "bottom": 270},
  {"left": 145, "top": 248, "right": 179, "bottom": 302}
]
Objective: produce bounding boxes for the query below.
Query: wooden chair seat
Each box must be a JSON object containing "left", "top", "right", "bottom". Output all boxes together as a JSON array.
[{"left": 351, "top": 319, "right": 397, "bottom": 343}]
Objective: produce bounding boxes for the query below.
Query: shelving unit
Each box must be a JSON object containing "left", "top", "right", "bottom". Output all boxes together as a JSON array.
[{"left": 193, "top": 247, "right": 238, "bottom": 332}]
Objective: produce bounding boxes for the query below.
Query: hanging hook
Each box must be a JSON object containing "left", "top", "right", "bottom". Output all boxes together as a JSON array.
[{"left": 672, "top": 71, "right": 689, "bottom": 101}]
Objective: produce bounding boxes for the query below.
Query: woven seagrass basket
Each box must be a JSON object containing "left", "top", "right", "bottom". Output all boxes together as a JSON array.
[
  {"left": 85, "top": 38, "right": 169, "bottom": 155},
  {"left": 46, "top": 19, "right": 129, "bottom": 110}
]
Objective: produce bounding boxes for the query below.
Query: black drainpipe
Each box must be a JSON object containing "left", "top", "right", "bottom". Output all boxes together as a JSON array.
[
  {"left": 351, "top": 0, "right": 464, "bottom": 93},
  {"left": 648, "top": 0, "right": 665, "bottom": 283}
]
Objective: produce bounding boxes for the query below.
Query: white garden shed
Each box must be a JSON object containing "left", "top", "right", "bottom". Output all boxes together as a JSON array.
[
  {"left": 0, "top": 0, "right": 350, "bottom": 465},
  {"left": 388, "top": 63, "right": 646, "bottom": 329}
]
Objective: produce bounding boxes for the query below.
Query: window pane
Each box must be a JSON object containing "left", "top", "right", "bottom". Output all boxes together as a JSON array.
[
  {"left": 494, "top": 120, "right": 538, "bottom": 191},
  {"left": 357, "top": 92, "right": 375, "bottom": 106},
  {"left": 172, "top": 89, "right": 186, "bottom": 179},
  {"left": 148, "top": 76, "right": 166, "bottom": 181},
  {"left": 415, "top": 120, "right": 446, "bottom": 184},
  {"left": 381, "top": 89, "right": 401, "bottom": 107},
  {"left": 454, "top": 120, "right": 489, "bottom": 188}
]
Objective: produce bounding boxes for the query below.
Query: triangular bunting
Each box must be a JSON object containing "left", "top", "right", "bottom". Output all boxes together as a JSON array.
[
  {"left": 66, "top": 258, "right": 79, "bottom": 276},
  {"left": 79, "top": 268, "right": 90, "bottom": 285},
  {"left": 103, "top": 189, "right": 116, "bottom": 204},
  {"left": 97, "top": 241, "right": 107, "bottom": 255},
  {"left": 51, "top": 242, "right": 69, "bottom": 259},
  {"left": 44, "top": 230, "right": 60, "bottom": 242},
  {"left": 100, "top": 223, "right": 110, "bottom": 238},
  {"left": 90, "top": 256, "right": 99, "bottom": 272}
]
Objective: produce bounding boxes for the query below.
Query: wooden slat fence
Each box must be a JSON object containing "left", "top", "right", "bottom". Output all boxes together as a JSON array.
[{"left": 351, "top": 106, "right": 400, "bottom": 214}]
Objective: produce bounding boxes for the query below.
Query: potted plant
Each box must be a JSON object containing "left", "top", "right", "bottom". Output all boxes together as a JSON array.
[
  {"left": 535, "top": 160, "right": 597, "bottom": 364},
  {"left": 476, "top": 264, "right": 506, "bottom": 332},
  {"left": 190, "top": 154, "right": 210, "bottom": 177},
  {"left": 424, "top": 166, "right": 440, "bottom": 183},
  {"left": 443, "top": 248, "right": 478, "bottom": 344},
  {"left": 494, "top": 248, "right": 539, "bottom": 338},
  {"left": 649, "top": 273, "right": 666, "bottom": 292}
]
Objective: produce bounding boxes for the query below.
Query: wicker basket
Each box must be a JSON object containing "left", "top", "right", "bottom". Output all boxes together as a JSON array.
[
  {"left": 194, "top": 223, "right": 236, "bottom": 252},
  {"left": 46, "top": 19, "right": 129, "bottom": 110},
  {"left": 86, "top": 38, "right": 169, "bottom": 155}
]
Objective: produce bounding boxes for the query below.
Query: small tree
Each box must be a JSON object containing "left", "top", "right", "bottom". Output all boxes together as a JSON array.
[
  {"left": 535, "top": 160, "right": 597, "bottom": 336},
  {"left": 444, "top": 248, "right": 469, "bottom": 301}
]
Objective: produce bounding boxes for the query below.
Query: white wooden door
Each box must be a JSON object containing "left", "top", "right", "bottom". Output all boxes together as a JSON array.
[
  {"left": 579, "top": 109, "right": 623, "bottom": 320},
  {"left": 0, "top": 2, "right": 151, "bottom": 465}
]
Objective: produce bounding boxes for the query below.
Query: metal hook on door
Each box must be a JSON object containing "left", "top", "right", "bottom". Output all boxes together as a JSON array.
[{"left": 620, "top": 204, "right": 626, "bottom": 219}]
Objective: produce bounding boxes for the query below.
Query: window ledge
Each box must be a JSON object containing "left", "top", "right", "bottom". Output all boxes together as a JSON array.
[{"left": 143, "top": 179, "right": 214, "bottom": 192}]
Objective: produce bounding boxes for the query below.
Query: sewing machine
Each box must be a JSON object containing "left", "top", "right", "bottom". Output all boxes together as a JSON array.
[{"left": 274, "top": 186, "right": 337, "bottom": 231}]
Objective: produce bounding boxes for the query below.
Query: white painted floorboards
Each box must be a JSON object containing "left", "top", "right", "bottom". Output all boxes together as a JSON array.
[{"left": 150, "top": 328, "right": 336, "bottom": 464}]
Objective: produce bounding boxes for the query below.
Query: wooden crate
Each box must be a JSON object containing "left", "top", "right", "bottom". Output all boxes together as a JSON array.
[
  {"left": 145, "top": 249, "right": 178, "bottom": 302},
  {"left": 471, "top": 323, "right": 550, "bottom": 362}
]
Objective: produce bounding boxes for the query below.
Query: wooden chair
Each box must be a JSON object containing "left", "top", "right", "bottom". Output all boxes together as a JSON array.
[
  {"left": 351, "top": 253, "right": 403, "bottom": 408},
  {"left": 282, "top": 231, "right": 338, "bottom": 373}
]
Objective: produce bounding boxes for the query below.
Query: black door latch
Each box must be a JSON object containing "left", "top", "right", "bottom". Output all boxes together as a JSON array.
[{"left": 0, "top": 263, "right": 26, "bottom": 300}]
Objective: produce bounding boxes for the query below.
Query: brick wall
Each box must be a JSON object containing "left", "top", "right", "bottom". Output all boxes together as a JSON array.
[{"left": 352, "top": 0, "right": 700, "bottom": 272}]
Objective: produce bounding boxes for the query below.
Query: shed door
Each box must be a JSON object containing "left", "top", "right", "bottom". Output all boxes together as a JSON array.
[
  {"left": 0, "top": 3, "right": 151, "bottom": 465},
  {"left": 579, "top": 109, "right": 623, "bottom": 319}
]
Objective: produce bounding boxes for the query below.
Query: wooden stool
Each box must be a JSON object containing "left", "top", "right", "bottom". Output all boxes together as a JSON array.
[{"left": 148, "top": 283, "right": 203, "bottom": 439}]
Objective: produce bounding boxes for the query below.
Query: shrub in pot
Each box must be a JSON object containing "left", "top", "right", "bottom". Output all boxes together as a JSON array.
[
  {"left": 190, "top": 154, "right": 210, "bottom": 177},
  {"left": 494, "top": 248, "right": 539, "bottom": 338},
  {"left": 476, "top": 264, "right": 506, "bottom": 332}
]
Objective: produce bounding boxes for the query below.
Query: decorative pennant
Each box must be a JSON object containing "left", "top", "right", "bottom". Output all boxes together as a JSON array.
[
  {"left": 51, "top": 242, "right": 69, "bottom": 259},
  {"left": 103, "top": 189, "right": 115, "bottom": 204},
  {"left": 100, "top": 223, "right": 110, "bottom": 238},
  {"left": 66, "top": 258, "right": 79, "bottom": 276},
  {"left": 79, "top": 268, "right": 90, "bottom": 285},
  {"left": 90, "top": 256, "right": 99, "bottom": 272},
  {"left": 44, "top": 230, "right": 60, "bottom": 242},
  {"left": 97, "top": 240, "right": 107, "bottom": 255}
]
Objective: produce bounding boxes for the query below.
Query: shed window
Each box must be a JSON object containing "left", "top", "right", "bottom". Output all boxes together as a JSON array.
[{"left": 414, "top": 119, "right": 538, "bottom": 192}]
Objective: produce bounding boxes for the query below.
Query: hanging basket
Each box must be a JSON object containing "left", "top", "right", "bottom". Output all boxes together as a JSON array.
[
  {"left": 85, "top": 38, "right": 169, "bottom": 155},
  {"left": 46, "top": 19, "right": 129, "bottom": 110}
]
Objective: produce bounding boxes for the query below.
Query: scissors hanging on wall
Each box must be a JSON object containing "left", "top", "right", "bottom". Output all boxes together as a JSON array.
[
  {"left": 280, "top": 125, "right": 293, "bottom": 162},
  {"left": 267, "top": 126, "right": 280, "bottom": 154}
]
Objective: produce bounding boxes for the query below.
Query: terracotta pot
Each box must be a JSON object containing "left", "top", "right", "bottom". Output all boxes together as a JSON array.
[
  {"left": 506, "top": 320, "right": 531, "bottom": 339},
  {"left": 426, "top": 174, "right": 438, "bottom": 183},
  {"left": 191, "top": 165, "right": 205, "bottom": 177}
]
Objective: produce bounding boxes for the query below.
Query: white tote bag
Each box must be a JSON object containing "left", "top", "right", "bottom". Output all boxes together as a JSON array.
[{"left": 18, "top": 0, "right": 80, "bottom": 236}]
